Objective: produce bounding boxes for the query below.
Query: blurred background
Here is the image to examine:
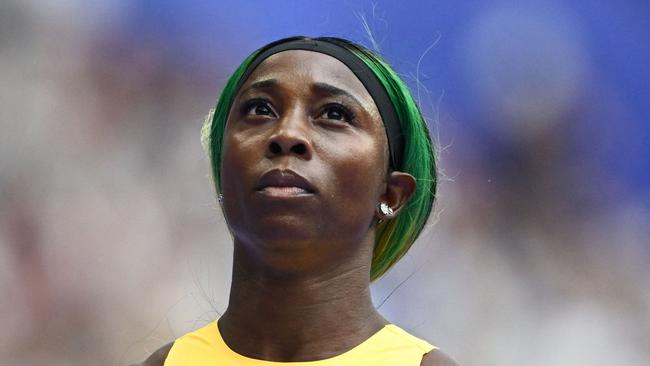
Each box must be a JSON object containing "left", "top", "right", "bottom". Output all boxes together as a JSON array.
[{"left": 1, "top": 1, "right": 648, "bottom": 365}]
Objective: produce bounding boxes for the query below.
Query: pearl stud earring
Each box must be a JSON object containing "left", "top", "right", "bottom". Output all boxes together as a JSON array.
[{"left": 379, "top": 202, "right": 394, "bottom": 216}]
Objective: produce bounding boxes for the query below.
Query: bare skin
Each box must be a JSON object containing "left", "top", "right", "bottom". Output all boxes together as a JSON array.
[{"left": 135, "top": 50, "right": 458, "bottom": 365}]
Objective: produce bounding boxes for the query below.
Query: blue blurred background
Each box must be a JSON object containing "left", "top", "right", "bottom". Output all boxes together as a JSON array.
[{"left": 1, "top": 1, "right": 648, "bottom": 365}]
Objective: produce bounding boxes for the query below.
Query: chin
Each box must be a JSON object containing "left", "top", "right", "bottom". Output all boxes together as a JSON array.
[
  {"left": 233, "top": 225, "right": 330, "bottom": 277},
  {"left": 252, "top": 215, "right": 321, "bottom": 244}
]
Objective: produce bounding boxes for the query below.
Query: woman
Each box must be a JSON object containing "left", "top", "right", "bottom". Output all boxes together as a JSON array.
[{"left": 136, "top": 36, "right": 458, "bottom": 366}]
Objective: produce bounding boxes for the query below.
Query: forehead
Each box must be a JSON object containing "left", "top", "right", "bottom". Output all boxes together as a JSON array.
[{"left": 239, "top": 50, "right": 376, "bottom": 106}]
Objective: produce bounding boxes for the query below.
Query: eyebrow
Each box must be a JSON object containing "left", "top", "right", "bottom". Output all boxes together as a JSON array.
[
  {"left": 311, "top": 82, "right": 363, "bottom": 106},
  {"left": 240, "top": 78, "right": 278, "bottom": 95},
  {"left": 241, "top": 79, "right": 363, "bottom": 106}
]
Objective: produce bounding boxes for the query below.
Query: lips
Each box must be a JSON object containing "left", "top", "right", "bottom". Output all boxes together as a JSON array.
[{"left": 255, "top": 169, "right": 316, "bottom": 197}]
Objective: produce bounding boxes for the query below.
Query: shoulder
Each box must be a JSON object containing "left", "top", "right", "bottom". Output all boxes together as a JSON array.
[
  {"left": 383, "top": 324, "right": 459, "bottom": 366},
  {"left": 420, "top": 349, "right": 460, "bottom": 366},
  {"left": 130, "top": 341, "right": 174, "bottom": 366}
]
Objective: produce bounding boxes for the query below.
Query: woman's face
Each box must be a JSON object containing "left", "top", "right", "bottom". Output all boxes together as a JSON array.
[{"left": 220, "top": 50, "right": 391, "bottom": 273}]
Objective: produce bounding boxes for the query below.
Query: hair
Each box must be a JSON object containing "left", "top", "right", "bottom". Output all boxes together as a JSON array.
[{"left": 201, "top": 36, "right": 437, "bottom": 281}]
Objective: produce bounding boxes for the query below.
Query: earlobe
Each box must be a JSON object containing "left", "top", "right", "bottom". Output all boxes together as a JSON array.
[
  {"left": 376, "top": 171, "right": 416, "bottom": 220},
  {"left": 378, "top": 202, "right": 394, "bottom": 217}
]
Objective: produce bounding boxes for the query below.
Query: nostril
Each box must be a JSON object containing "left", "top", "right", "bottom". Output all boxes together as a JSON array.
[
  {"left": 291, "top": 144, "right": 306, "bottom": 155},
  {"left": 270, "top": 141, "right": 282, "bottom": 154}
]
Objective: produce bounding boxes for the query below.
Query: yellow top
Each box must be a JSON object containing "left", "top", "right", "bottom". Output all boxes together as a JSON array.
[{"left": 164, "top": 321, "right": 436, "bottom": 366}]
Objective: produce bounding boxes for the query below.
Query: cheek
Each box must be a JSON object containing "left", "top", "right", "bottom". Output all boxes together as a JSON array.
[
  {"left": 219, "top": 129, "right": 261, "bottom": 209},
  {"left": 221, "top": 127, "right": 263, "bottom": 181},
  {"left": 218, "top": 127, "right": 274, "bottom": 243},
  {"left": 220, "top": 135, "right": 243, "bottom": 192},
  {"left": 324, "top": 137, "right": 387, "bottom": 215}
]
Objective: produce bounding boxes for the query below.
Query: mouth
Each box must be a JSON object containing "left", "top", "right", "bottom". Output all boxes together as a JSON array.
[{"left": 255, "top": 169, "right": 316, "bottom": 197}]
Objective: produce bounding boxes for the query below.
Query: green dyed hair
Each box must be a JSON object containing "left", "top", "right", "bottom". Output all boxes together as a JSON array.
[{"left": 202, "top": 36, "right": 437, "bottom": 281}]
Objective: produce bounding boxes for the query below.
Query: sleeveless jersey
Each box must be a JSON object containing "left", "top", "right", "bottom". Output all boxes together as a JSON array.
[{"left": 164, "top": 320, "right": 436, "bottom": 365}]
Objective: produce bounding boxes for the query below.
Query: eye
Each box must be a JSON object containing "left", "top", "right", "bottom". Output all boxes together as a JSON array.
[
  {"left": 318, "top": 103, "right": 354, "bottom": 123},
  {"left": 242, "top": 98, "right": 276, "bottom": 117}
]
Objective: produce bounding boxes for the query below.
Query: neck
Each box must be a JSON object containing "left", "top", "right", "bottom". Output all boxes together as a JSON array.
[{"left": 218, "top": 238, "right": 387, "bottom": 362}]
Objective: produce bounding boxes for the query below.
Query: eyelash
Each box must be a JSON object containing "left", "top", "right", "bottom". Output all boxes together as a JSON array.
[
  {"left": 240, "top": 99, "right": 356, "bottom": 124},
  {"left": 318, "top": 103, "right": 356, "bottom": 124},
  {"left": 241, "top": 98, "right": 276, "bottom": 117}
]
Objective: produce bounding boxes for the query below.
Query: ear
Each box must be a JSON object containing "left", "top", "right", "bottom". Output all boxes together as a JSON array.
[{"left": 376, "top": 171, "right": 416, "bottom": 220}]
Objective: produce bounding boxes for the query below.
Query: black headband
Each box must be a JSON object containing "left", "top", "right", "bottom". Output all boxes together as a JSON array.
[{"left": 234, "top": 38, "right": 404, "bottom": 170}]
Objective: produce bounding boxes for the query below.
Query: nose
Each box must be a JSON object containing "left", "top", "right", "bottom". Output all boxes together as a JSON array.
[{"left": 265, "top": 109, "right": 313, "bottom": 160}]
